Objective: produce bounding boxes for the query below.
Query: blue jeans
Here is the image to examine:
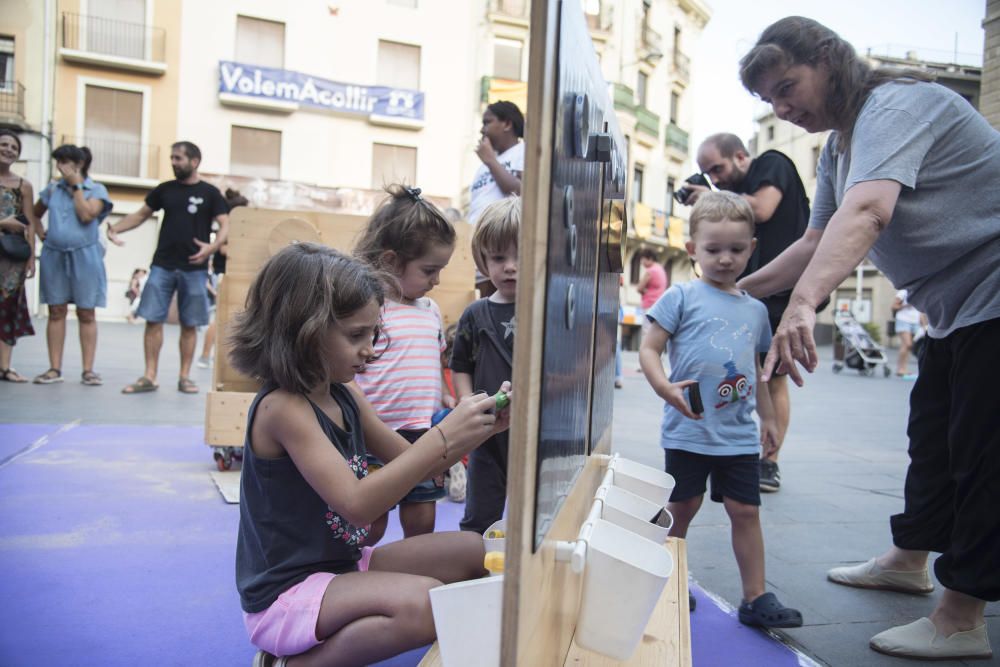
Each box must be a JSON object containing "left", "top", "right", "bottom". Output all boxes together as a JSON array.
[{"left": 135, "top": 265, "right": 210, "bottom": 326}]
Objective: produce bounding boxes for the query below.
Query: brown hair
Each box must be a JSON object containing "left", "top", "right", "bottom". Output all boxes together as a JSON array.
[
  {"left": 739, "top": 16, "right": 932, "bottom": 152},
  {"left": 471, "top": 196, "right": 520, "bottom": 275},
  {"left": 689, "top": 191, "right": 755, "bottom": 237},
  {"left": 228, "top": 243, "right": 385, "bottom": 394},
  {"left": 354, "top": 184, "right": 456, "bottom": 275}
]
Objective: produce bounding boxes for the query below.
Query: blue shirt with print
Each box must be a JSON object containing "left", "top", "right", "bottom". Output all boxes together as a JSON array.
[
  {"left": 646, "top": 280, "right": 771, "bottom": 456},
  {"left": 39, "top": 178, "right": 113, "bottom": 250}
]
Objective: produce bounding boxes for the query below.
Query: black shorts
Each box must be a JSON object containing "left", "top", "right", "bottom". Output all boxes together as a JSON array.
[{"left": 664, "top": 449, "right": 761, "bottom": 506}]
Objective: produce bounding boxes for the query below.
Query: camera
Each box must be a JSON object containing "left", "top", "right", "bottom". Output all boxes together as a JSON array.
[{"left": 673, "top": 173, "right": 710, "bottom": 205}]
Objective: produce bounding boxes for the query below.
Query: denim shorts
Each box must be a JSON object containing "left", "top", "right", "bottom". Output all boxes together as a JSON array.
[
  {"left": 38, "top": 244, "right": 107, "bottom": 309},
  {"left": 895, "top": 320, "right": 921, "bottom": 336},
  {"left": 367, "top": 429, "right": 447, "bottom": 504},
  {"left": 136, "top": 265, "right": 209, "bottom": 326}
]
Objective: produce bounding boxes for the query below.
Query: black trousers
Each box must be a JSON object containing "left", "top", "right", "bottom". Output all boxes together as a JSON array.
[
  {"left": 890, "top": 317, "right": 1000, "bottom": 601},
  {"left": 459, "top": 433, "right": 508, "bottom": 534}
]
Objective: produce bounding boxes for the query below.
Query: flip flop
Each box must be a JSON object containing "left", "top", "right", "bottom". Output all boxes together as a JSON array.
[
  {"left": 177, "top": 377, "right": 199, "bottom": 394},
  {"left": 122, "top": 377, "right": 158, "bottom": 394},
  {"left": 738, "top": 592, "right": 803, "bottom": 628}
]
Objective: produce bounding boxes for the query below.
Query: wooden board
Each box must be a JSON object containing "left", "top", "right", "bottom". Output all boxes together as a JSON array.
[
  {"left": 418, "top": 538, "right": 690, "bottom": 667},
  {"left": 205, "top": 205, "right": 475, "bottom": 450}
]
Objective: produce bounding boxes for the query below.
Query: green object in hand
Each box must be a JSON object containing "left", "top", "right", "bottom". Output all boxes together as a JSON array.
[{"left": 494, "top": 390, "right": 510, "bottom": 411}]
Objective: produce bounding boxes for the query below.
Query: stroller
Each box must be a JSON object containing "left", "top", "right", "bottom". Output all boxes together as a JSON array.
[{"left": 832, "top": 310, "right": 892, "bottom": 377}]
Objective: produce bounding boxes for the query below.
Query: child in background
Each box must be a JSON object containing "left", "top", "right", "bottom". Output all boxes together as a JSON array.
[
  {"left": 450, "top": 196, "right": 520, "bottom": 533},
  {"left": 230, "top": 243, "right": 510, "bottom": 666},
  {"left": 639, "top": 191, "right": 803, "bottom": 628},
  {"left": 125, "top": 268, "right": 147, "bottom": 323},
  {"left": 354, "top": 185, "right": 458, "bottom": 543}
]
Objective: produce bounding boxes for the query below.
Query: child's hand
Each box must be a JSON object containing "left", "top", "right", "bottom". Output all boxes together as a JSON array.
[
  {"left": 490, "top": 381, "right": 512, "bottom": 435},
  {"left": 760, "top": 418, "right": 779, "bottom": 458},
  {"left": 442, "top": 391, "right": 457, "bottom": 409},
  {"left": 658, "top": 379, "right": 702, "bottom": 420},
  {"left": 439, "top": 390, "right": 501, "bottom": 456}
]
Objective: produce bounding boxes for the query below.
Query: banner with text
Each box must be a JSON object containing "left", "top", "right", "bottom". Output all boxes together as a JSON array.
[{"left": 218, "top": 61, "right": 424, "bottom": 121}]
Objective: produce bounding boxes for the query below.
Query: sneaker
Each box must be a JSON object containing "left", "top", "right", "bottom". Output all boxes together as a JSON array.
[
  {"left": 759, "top": 459, "right": 781, "bottom": 493},
  {"left": 196, "top": 356, "right": 212, "bottom": 369},
  {"left": 614, "top": 378, "right": 624, "bottom": 389},
  {"left": 446, "top": 461, "right": 467, "bottom": 502}
]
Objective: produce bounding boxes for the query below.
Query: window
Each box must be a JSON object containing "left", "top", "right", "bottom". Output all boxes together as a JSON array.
[
  {"left": 87, "top": 0, "right": 145, "bottom": 59},
  {"left": 584, "top": 0, "right": 602, "bottom": 30},
  {"left": 669, "top": 91, "right": 680, "bottom": 124},
  {"left": 84, "top": 85, "right": 143, "bottom": 177},
  {"left": 632, "top": 164, "right": 644, "bottom": 204},
  {"left": 230, "top": 126, "right": 281, "bottom": 179},
  {"left": 493, "top": 38, "right": 523, "bottom": 81},
  {"left": 236, "top": 15, "right": 285, "bottom": 68},
  {"left": 636, "top": 71, "right": 648, "bottom": 108},
  {"left": 767, "top": 125, "right": 775, "bottom": 142},
  {"left": 372, "top": 143, "right": 416, "bottom": 188},
  {"left": 666, "top": 177, "right": 676, "bottom": 216},
  {"left": 673, "top": 25, "right": 681, "bottom": 60},
  {"left": 377, "top": 40, "right": 420, "bottom": 89},
  {"left": 0, "top": 36, "right": 14, "bottom": 91}
]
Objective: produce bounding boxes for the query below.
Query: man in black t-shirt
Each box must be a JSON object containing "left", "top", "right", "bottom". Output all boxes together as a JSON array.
[
  {"left": 107, "top": 141, "right": 229, "bottom": 395},
  {"left": 682, "top": 133, "right": 810, "bottom": 493}
]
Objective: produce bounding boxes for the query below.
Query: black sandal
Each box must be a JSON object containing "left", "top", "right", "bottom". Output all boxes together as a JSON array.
[
  {"left": 738, "top": 592, "right": 803, "bottom": 628},
  {"left": 0, "top": 367, "right": 29, "bottom": 383}
]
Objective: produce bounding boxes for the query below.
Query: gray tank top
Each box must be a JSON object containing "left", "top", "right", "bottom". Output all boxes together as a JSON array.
[{"left": 236, "top": 382, "right": 371, "bottom": 613}]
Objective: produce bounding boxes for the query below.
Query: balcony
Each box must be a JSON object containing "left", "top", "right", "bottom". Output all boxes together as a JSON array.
[
  {"left": 489, "top": 0, "right": 529, "bottom": 26},
  {"left": 638, "top": 23, "right": 663, "bottom": 62},
  {"left": 63, "top": 135, "right": 160, "bottom": 188},
  {"left": 635, "top": 106, "right": 660, "bottom": 139},
  {"left": 672, "top": 50, "right": 691, "bottom": 86},
  {"left": 665, "top": 122, "right": 689, "bottom": 155},
  {"left": 0, "top": 81, "right": 26, "bottom": 129},
  {"left": 60, "top": 13, "right": 167, "bottom": 75},
  {"left": 612, "top": 83, "right": 635, "bottom": 112}
]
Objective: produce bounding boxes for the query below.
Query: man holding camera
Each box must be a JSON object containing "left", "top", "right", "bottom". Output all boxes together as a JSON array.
[{"left": 680, "top": 132, "right": 810, "bottom": 493}]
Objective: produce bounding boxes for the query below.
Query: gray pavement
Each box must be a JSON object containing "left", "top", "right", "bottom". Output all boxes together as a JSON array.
[
  {"left": 2, "top": 318, "right": 998, "bottom": 666},
  {"left": 612, "top": 348, "right": 1000, "bottom": 666}
]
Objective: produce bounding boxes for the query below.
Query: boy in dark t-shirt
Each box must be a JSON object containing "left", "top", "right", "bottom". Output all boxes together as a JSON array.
[
  {"left": 107, "top": 141, "right": 229, "bottom": 396},
  {"left": 449, "top": 196, "right": 520, "bottom": 533}
]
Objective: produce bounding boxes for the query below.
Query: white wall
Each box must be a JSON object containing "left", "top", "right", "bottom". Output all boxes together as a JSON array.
[{"left": 176, "top": 0, "right": 482, "bottom": 201}]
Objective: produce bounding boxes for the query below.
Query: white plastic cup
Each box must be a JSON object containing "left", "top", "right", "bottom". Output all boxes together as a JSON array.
[
  {"left": 429, "top": 575, "right": 504, "bottom": 667},
  {"left": 483, "top": 518, "right": 506, "bottom": 553},
  {"left": 575, "top": 519, "right": 674, "bottom": 661},
  {"left": 610, "top": 457, "right": 675, "bottom": 506},
  {"left": 600, "top": 485, "right": 672, "bottom": 544}
]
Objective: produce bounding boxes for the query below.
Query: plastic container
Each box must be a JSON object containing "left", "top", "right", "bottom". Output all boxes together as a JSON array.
[
  {"left": 429, "top": 575, "right": 504, "bottom": 667},
  {"left": 483, "top": 518, "right": 506, "bottom": 553},
  {"left": 599, "top": 485, "right": 672, "bottom": 544},
  {"left": 609, "top": 457, "right": 675, "bottom": 506},
  {"left": 575, "top": 519, "right": 674, "bottom": 660}
]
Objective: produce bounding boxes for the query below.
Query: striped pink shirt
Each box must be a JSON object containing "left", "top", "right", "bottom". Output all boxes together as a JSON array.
[{"left": 354, "top": 298, "right": 446, "bottom": 431}]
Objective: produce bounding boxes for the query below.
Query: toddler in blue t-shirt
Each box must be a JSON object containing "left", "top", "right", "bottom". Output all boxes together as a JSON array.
[{"left": 640, "top": 191, "right": 803, "bottom": 628}]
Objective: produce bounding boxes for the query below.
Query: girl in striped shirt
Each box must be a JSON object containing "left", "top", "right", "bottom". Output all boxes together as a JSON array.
[{"left": 354, "top": 184, "right": 458, "bottom": 544}]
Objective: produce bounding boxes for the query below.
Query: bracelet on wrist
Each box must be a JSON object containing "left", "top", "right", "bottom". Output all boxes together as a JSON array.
[{"left": 434, "top": 425, "right": 449, "bottom": 460}]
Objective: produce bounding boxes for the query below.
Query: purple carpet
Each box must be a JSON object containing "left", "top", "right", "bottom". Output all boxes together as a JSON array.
[{"left": 0, "top": 424, "right": 802, "bottom": 666}]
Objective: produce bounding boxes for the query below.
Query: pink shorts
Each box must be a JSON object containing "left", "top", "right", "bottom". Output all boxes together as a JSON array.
[{"left": 244, "top": 547, "right": 375, "bottom": 657}]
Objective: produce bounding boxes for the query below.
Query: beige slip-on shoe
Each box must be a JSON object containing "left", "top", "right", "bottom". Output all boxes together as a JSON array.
[
  {"left": 827, "top": 557, "right": 934, "bottom": 594},
  {"left": 870, "top": 617, "right": 993, "bottom": 660}
]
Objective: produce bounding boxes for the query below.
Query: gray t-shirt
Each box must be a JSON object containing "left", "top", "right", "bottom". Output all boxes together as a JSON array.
[
  {"left": 810, "top": 80, "right": 1000, "bottom": 338},
  {"left": 646, "top": 280, "right": 771, "bottom": 456}
]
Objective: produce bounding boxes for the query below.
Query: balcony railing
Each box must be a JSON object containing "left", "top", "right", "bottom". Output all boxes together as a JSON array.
[
  {"left": 672, "top": 51, "right": 691, "bottom": 85},
  {"left": 635, "top": 106, "right": 660, "bottom": 139},
  {"left": 62, "top": 135, "right": 159, "bottom": 181},
  {"left": 613, "top": 82, "right": 635, "bottom": 111},
  {"left": 0, "top": 81, "right": 25, "bottom": 122},
  {"left": 490, "top": 0, "right": 529, "bottom": 19},
  {"left": 665, "top": 122, "right": 689, "bottom": 154},
  {"left": 61, "top": 12, "right": 166, "bottom": 65}
]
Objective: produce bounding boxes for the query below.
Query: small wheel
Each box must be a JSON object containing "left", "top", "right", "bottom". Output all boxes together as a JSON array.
[
  {"left": 883, "top": 366, "right": 892, "bottom": 378},
  {"left": 861, "top": 366, "right": 875, "bottom": 377},
  {"left": 214, "top": 450, "right": 233, "bottom": 471},
  {"left": 832, "top": 363, "right": 843, "bottom": 374}
]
